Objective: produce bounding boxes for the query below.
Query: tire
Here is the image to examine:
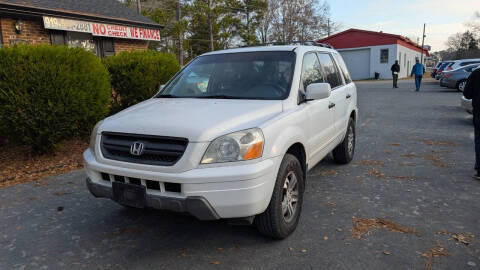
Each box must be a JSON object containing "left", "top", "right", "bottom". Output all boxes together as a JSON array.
[
  {"left": 332, "top": 118, "right": 356, "bottom": 164},
  {"left": 255, "top": 154, "right": 304, "bottom": 239},
  {"left": 457, "top": 80, "right": 467, "bottom": 92}
]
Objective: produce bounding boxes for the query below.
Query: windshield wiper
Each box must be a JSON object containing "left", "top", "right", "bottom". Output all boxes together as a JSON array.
[{"left": 195, "top": 95, "right": 247, "bottom": 99}]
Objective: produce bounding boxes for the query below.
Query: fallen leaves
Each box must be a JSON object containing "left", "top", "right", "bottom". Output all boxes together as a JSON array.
[
  {"left": 421, "top": 242, "right": 450, "bottom": 270},
  {"left": 210, "top": 261, "right": 220, "bottom": 265},
  {"left": 355, "top": 160, "right": 385, "bottom": 166},
  {"left": 423, "top": 154, "right": 449, "bottom": 168},
  {"left": 383, "top": 251, "right": 391, "bottom": 255},
  {"left": 320, "top": 169, "right": 338, "bottom": 176},
  {"left": 323, "top": 236, "right": 328, "bottom": 241},
  {"left": 422, "top": 140, "right": 458, "bottom": 147},
  {"left": 436, "top": 230, "right": 475, "bottom": 245},
  {"left": 365, "top": 168, "right": 386, "bottom": 179},
  {"left": 388, "top": 143, "right": 401, "bottom": 146},
  {"left": 350, "top": 217, "right": 420, "bottom": 239},
  {"left": 0, "top": 138, "right": 87, "bottom": 189}
]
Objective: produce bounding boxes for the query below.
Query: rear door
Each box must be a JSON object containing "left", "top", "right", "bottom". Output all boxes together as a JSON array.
[
  {"left": 317, "top": 52, "right": 349, "bottom": 138},
  {"left": 300, "top": 52, "right": 336, "bottom": 158}
]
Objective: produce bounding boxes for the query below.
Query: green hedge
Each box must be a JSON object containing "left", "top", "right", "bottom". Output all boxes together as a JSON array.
[
  {"left": 0, "top": 45, "right": 110, "bottom": 153},
  {"left": 103, "top": 50, "right": 180, "bottom": 113}
]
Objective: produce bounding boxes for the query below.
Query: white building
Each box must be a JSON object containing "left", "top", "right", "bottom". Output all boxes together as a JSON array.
[{"left": 319, "top": 29, "right": 430, "bottom": 80}]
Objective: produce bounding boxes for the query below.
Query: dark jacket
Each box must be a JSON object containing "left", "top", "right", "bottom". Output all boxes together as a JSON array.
[
  {"left": 464, "top": 68, "right": 480, "bottom": 113},
  {"left": 391, "top": 63, "right": 400, "bottom": 75}
]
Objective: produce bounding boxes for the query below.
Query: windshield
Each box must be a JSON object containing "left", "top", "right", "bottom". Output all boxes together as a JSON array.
[{"left": 157, "top": 51, "right": 296, "bottom": 100}]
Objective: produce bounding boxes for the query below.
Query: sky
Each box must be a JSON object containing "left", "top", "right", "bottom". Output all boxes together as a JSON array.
[{"left": 328, "top": 0, "right": 480, "bottom": 52}]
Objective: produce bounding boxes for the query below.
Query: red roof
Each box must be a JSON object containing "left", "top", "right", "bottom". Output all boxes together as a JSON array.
[{"left": 318, "top": 28, "right": 430, "bottom": 57}]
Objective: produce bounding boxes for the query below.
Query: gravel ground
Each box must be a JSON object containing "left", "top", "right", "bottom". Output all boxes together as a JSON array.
[{"left": 1, "top": 79, "right": 479, "bottom": 270}]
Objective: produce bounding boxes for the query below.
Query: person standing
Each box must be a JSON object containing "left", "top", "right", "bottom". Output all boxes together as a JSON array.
[
  {"left": 391, "top": 60, "right": 400, "bottom": 88},
  {"left": 463, "top": 67, "right": 480, "bottom": 179},
  {"left": 410, "top": 59, "right": 425, "bottom": 91}
]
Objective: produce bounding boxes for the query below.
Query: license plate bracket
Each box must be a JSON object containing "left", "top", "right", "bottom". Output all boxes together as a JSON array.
[{"left": 112, "top": 182, "right": 146, "bottom": 208}]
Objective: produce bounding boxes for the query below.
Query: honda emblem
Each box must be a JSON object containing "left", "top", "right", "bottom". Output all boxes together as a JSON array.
[{"left": 130, "top": 141, "right": 145, "bottom": 156}]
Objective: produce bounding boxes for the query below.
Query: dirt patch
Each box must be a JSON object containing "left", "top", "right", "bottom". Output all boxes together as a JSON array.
[
  {"left": 355, "top": 160, "right": 385, "bottom": 166},
  {"left": 421, "top": 242, "right": 450, "bottom": 270},
  {"left": 0, "top": 139, "right": 87, "bottom": 189},
  {"left": 350, "top": 217, "right": 420, "bottom": 239}
]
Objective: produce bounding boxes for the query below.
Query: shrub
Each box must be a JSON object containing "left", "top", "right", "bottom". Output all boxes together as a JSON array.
[
  {"left": 103, "top": 50, "right": 180, "bottom": 113},
  {"left": 0, "top": 45, "right": 110, "bottom": 153}
]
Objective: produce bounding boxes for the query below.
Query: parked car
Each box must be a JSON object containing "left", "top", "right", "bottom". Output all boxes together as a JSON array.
[
  {"left": 83, "top": 44, "right": 358, "bottom": 239},
  {"left": 461, "top": 95, "right": 472, "bottom": 114},
  {"left": 449, "top": 58, "right": 480, "bottom": 71},
  {"left": 435, "top": 61, "right": 454, "bottom": 80},
  {"left": 440, "top": 64, "right": 480, "bottom": 91},
  {"left": 431, "top": 61, "right": 443, "bottom": 78}
]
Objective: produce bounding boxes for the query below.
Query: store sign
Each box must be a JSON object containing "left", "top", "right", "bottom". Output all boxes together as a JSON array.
[{"left": 43, "top": 16, "right": 160, "bottom": 41}]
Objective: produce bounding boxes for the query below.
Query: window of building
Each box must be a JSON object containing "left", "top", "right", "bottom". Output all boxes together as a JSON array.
[
  {"left": 317, "top": 53, "right": 343, "bottom": 89},
  {"left": 380, "top": 49, "right": 389, "bottom": 63},
  {"left": 300, "top": 52, "right": 324, "bottom": 91},
  {"left": 49, "top": 31, "right": 114, "bottom": 57}
]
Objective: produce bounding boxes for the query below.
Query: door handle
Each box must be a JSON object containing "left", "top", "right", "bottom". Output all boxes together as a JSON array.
[
  {"left": 328, "top": 102, "right": 336, "bottom": 109},
  {"left": 346, "top": 94, "right": 351, "bottom": 99}
]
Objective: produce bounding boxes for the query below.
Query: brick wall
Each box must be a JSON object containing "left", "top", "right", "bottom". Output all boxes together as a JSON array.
[
  {"left": 115, "top": 39, "right": 148, "bottom": 53},
  {"left": 0, "top": 17, "right": 51, "bottom": 46}
]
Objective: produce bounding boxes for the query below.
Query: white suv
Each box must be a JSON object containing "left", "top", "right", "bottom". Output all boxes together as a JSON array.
[{"left": 84, "top": 44, "right": 358, "bottom": 239}]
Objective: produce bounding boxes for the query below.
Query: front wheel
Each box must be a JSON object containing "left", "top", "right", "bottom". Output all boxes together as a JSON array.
[
  {"left": 458, "top": 80, "right": 467, "bottom": 92},
  {"left": 332, "top": 118, "right": 356, "bottom": 164},
  {"left": 255, "top": 154, "right": 304, "bottom": 239}
]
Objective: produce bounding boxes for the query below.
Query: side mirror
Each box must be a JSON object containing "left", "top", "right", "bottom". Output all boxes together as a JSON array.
[{"left": 305, "top": 83, "right": 331, "bottom": 101}]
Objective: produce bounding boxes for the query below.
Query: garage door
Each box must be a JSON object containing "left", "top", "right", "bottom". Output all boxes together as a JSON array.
[{"left": 339, "top": 49, "right": 370, "bottom": 80}]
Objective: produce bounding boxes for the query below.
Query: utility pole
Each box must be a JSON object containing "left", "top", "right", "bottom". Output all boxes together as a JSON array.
[
  {"left": 327, "top": 18, "right": 330, "bottom": 37},
  {"left": 420, "top": 23, "right": 426, "bottom": 65},
  {"left": 136, "top": 0, "right": 141, "bottom": 13},
  {"left": 176, "top": 0, "right": 183, "bottom": 66}
]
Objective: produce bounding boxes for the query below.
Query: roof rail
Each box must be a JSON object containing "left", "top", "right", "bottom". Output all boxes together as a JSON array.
[{"left": 238, "top": 41, "right": 334, "bottom": 49}]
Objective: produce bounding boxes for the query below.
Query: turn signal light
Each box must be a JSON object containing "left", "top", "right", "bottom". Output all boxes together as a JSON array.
[{"left": 244, "top": 141, "right": 264, "bottom": 160}]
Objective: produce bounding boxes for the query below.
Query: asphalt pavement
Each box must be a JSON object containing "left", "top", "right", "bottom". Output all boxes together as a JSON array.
[{"left": 1, "top": 78, "right": 480, "bottom": 270}]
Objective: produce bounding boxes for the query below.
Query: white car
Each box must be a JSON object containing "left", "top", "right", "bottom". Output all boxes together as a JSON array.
[
  {"left": 84, "top": 44, "right": 358, "bottom": 239},
  {"left": 448, "top": 58, "right": 480, "bottom": 71}
]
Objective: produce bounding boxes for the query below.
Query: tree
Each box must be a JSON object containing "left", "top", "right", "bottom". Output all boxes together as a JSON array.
[
  {"left": 446, "top": 31, "right": 478, "bottom": 51},
  {"left": 232, "top": 0, "right": 267, "bottom": 45}
]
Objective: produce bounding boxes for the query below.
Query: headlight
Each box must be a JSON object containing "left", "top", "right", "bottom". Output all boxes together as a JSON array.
[
  {"left": 89, "top": 120, "right": 103, "bottom": 154},
  {"left": 201, "top": 128, "right": 264, "bottom": 164}
]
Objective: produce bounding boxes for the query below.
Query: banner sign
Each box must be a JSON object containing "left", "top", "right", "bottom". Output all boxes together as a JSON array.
[{"left": 43, "top": 16, "right": 160, "bottom": 41}]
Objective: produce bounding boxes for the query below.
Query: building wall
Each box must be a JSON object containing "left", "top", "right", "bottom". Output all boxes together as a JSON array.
[
  {"left": 115, "top": 39, "right": 148, "bottom": 53},
  {"left": 0, "top": 17, "right": 51, "bottom": 46},
  {"left": 396, "top": 44, "right": 424, "bottom": 78},
  {"left": 338, "top": 44, "right": 397, "bottom": 80}
]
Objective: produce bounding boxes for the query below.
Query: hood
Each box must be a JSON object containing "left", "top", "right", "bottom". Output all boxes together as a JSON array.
[{"left": 100, "top": 98, "right": 283, "bottom": 142}]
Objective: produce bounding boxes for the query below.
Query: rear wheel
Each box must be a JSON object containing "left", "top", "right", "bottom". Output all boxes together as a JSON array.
[
  {"left": 332, "top": 118, "right": 355, "bottom": 164},
  {"left": 458, "top": 80, "right": 467, "bottom": 92},
  {"left": 255, "top": 154, "right": 304, "bottom": 239}
]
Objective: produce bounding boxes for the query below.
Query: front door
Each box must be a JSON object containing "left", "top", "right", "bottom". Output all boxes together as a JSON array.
[
  {"left": 300, "top": 52, "right": 336, "bottom": 162},
  {"left": 317, "top": 53, "right": 349, "bottom": 138}
]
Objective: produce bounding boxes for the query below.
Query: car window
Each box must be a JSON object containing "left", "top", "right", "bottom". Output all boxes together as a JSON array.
[
  {"left": 461, "top": 61, "right": 480, "bottom": 66},
  {"left": 159, "top": 51, "right": 296, "bottom": 100},
  {"left": 332, "top": 53, "right": 352, "bottom": 84},
  {"left": 317, "top": 53, "right": 343, "bottom": 89},
  {"left": 300, "top": 52, "right": 324, "bottom": 91}
]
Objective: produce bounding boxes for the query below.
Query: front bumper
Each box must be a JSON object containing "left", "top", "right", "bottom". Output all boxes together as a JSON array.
[
  {"left": 83, "top": 149, "right": 280, "bottom": 219},
  {"left": 86, "top": 177, "right": 220, "bottom": 220}
]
